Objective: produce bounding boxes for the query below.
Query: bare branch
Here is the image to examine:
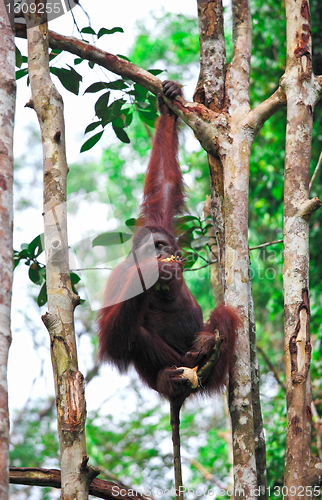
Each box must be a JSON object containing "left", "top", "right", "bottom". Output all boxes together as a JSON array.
[
  {"left": 15, "top": 23, "right": 222, "bottom": 156},
  {"left": 249, "top": 239, "right": 283, "bottom": 251},
  {"left": 309, "top": 150, "right": 322, "bottom": 193},
  {"left": 15, "top": 23, "right": 162, "bottom": 95},
  {"left": 245, "top": 87, "right": 287, "bottom": 136},
  {"left": 256, "top": 344, "right": 286, "bottom": 391},
  {"left": 9, "top": 467, "right": 146, "bottom": 500}
]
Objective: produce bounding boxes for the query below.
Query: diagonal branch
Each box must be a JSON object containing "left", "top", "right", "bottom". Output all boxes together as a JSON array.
[
  {"left": 15, "top": 23, "right": 220, "bottom": 156},
  {"left": 15, "top": 23, "right": 161, "bottom": 95},
  {"left": 245, "top": 86, "right": 287, "bottom": 136}
]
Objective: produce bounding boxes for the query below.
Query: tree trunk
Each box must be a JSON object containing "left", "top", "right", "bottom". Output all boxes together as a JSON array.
[
  {"left": 282, "top": 0, "right": 322, "bottom": 496},
  {"left": 24, "top": 2, "right": 98, "bottom": 498},
  {"left": 0, "top": 2, "right": 15, "bottom": 498}
]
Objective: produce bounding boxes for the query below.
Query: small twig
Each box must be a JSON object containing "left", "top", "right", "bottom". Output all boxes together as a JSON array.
[
  {"left": 256, "top": 344, "right": 285, "bottom": 390},
  {"left": 311, "top": 401, "right": 322, "bottom": 460},
  {"left": 70, "top": 267, "right": 114, "bottom": 271},
  {"left": 184, "top": 456, "right": 230, "bottom": 490},
  {"left": 184, "top": 261, "right": 217, "bottom": 272},
  {"left": 309, "top": 150, "right": 322, "bottom": 192},
  {"left": 249, "top": 239, "right": 283, "bottom": 251}
]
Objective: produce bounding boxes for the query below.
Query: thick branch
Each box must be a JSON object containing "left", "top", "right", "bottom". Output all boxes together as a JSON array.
[
  {"left": 297, "top": 197, "right": 321, "bottom": 221},
  {"left": 245, "top": 87, "right": 287, "bottom": 136},
  {"left": 9, "top": 468, "right": 145, "bottom": 500},
  {"left": 15, "top": 23, "right": 220, "bottom": 155},
  {"left": 15, "top": 23, "right": 162, "bottom": 95}
]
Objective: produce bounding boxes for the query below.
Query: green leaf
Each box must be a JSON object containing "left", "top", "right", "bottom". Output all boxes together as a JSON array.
[
  {"left": 15, "top": 45, "right": 23, "bottom": 68},
  {"left": 29, "top": 263, "right": 44, "bottom": 285},
  {"left": 28, "top": 234, "right": 44, "bottom": 258},
  {"left": 112, "top": 117, "right": 125, "bottom": 128},
  {"left": 116, "top": 54, "right": 130, "bottom": 62},
  {"left": 86, "top": 80, "right": 128, "bottom": 93},
  {"left": 148, "top": 93, "right": 157, "bottom": 107},
  {"left": 16, "top": 68, "right": 28, "bottom": 80},
  {"left": 177, "top": 215, "right": 200, "bottom": 224},
  {"left": 97, "top": 27, "right": 124, "bottom": 38},
  {"left": 70, "top": 272, "right": 81, "bottom": 285},
  {"left": 50, "top": 66, "right": 82, "bottom": 95},
  {"left": 80, "top": 131, "right": 104, "bottom": 153},
  {"left": 85, "top": 121, "right": 102, "bottom": 134},
  {"left": 92, "top": 231, "right": 132, "bottom": 247},
  {"left": 74, "top": 58, "right": 83, "bottom": 65},
  {"left": 191, "top": 236, "right": 210, "bottom": 251},
  {"left": 147, "top": 68, "right": 164, "bottom": 76},
  {"left": 94, "top": 92, "right": 110, "bottom": 118},
  {"left": 105, "top": 80, "right": 129, "bottom": 90},
  {"left": 125, "top": 218, "right": 138, "bottom": 231},
  {"left": 81, "top": 26, "right": 96, "bottom": 35},
  {"left": 182, "top": 251, "right": 199, "bottom": 269},
  {"left": 138, "top": 110, "right": 157, "bottom": 126},
  {"left": 177, "top": 227, "right": 196, "bottom": 248},
  {"left": 132, "top": 83, "right": 148, "bottom": 101},
  {"left": 113, "top": 126, "right": 130, "bottom": 144},
  {"left": 37, "top": 282, "right": 47, "bottom": 307},
  {"left": 99, "top": 99, "right": 126, "bottom": 125},
  {"left": 85, "top": 82, "right": 112, "bottom": 93},
  {"left": 123, "top": 109, "right": 133, "bottom": 126}
]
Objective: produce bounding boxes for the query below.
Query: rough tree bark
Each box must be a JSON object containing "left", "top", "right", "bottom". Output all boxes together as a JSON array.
[
  {"left": 0, "top": 1, "right": 15, "bottom": 499},
  {"left": 23, "top": 2, "right": 98, "bottom": 498},
  {"left": 281, "top": 0, "right": 322, "bottom": 497}
]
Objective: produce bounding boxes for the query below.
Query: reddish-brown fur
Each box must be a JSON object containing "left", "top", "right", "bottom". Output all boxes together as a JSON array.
[{"left": 98, "top": 81, "right": 239, "bottom": 400}]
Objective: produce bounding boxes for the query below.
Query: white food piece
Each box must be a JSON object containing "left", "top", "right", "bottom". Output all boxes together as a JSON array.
[{"left": 179, "top": 367, "right": 198, "bottom": 389}]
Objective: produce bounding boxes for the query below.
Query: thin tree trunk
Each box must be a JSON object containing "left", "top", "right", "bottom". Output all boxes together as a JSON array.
[
  {"left": 281, "top": 0, "right": 322, "bottom": 496},
  {"left": 24, "top": 3, "right": 98, "bottom": 498},
  {"left": 0, "top": 2, "right": 15, "bottom": 498},
  {"left": 224, "top": 1, "right": 259, "bottom": 498}
]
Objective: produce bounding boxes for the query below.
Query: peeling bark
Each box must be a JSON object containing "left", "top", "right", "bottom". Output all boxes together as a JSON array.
[
  {"left": 24, "top": 2, "right": 97, "bottom": 498},
  {"left": 0, "top": 2, "right": 15, "bottom": 499},
  {"left": 281, "top": 0, "right": 322, "bottom": 496}
]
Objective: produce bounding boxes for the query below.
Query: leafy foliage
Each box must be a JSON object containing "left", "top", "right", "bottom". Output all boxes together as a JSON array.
[
  {"left": 81, "top": 80, "right": 161, "bottom": 151},
  {"left": 14, "top": 234, "right": 82, "bottom": 306}
]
